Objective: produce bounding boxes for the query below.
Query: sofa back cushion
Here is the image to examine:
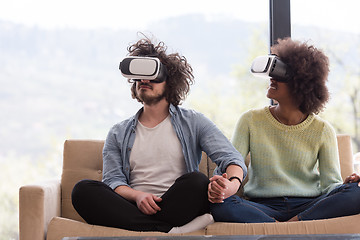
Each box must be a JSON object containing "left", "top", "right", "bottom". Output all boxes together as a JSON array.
[
  {"left": 336, "top": 134, "right": 354, "bottom": 180},
  {"left": 61, "top": 140, "right": 104, "bottom": 221},
  {"left": 61, "top": 135, "right": 353, "bottom": 221}
]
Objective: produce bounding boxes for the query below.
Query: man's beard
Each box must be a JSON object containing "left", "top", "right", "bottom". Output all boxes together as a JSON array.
[
  {"left": 137, "top": 83, "right": 166, "bottom": 105},
  {"left": 139, "top": 91, "right": 166, "bottom": 105}
]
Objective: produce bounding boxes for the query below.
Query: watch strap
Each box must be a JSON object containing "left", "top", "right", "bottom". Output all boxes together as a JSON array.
[{"left": 229, "top": 176, "right": 242, "bottom": 191}]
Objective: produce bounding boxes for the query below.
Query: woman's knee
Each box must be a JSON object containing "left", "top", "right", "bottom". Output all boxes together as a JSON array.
[
  {"left": 347, "top": 182, "right": 360, "bottom": 201},
  {"left": 338, "top": 182, "right": 360, "bottom": 194},
  {"left": 210, "top": 196, "right": 240, "bottom": 221},
  {"left": 348, "top": 182, "right": 360, "bottom": 190}
]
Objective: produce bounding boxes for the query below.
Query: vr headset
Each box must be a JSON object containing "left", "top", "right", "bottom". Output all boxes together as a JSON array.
[
  {"left": 250, "top": 54, "right": 292, "bottom": 82},
  {"left": 119, "top": 56, "right": 168, "bottom": 83}
]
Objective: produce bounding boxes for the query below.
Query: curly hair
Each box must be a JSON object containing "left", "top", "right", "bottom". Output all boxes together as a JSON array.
[
  {"left": 271, "top": 38, "right": 330, "bottom": 114},
  {"left": 127, "top": 37, "right": 194, "bottom": 106}
]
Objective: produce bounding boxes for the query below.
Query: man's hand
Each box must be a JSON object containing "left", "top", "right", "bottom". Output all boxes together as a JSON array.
[
  {"left": 135, "top": 192, "right": 162, "bottom": 215},
  {"left": 208, "top": 173, "right": 240, "bottom": 203},
  {"left": 344, "top": 173, "right": 360, "bottom": 186},
  {"left": 115, "top": 185, "right": 162, "bottom": 215}
]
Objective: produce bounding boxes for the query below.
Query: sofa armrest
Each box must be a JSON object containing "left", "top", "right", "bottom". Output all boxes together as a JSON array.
[{"left": 19, "top": 179, "right": 61, "bottom": 240}]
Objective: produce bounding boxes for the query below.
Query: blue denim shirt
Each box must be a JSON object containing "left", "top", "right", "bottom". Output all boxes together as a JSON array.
[{"left": 102, "top": 104, "right": 247, "bottom": 190}]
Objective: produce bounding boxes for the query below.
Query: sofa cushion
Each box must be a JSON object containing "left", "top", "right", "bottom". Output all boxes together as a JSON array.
[
  {"left": 205, "top": 214, "right": 360, "bottom": 235},
  {"left": 46, "top": 217, "right": 205, "bottom": 240}
]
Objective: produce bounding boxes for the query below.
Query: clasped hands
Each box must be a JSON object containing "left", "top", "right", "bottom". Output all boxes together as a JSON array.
[{"left": 208, "top": 173, "right": 240, "bottom": 203}]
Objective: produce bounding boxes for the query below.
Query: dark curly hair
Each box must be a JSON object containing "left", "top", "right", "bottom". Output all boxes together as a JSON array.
[
  {"left": 127, "top": 37, "right": 194, "bottom": 106},
  {"left": 271, "top": 38, "right": 330, "bottom": 114}
]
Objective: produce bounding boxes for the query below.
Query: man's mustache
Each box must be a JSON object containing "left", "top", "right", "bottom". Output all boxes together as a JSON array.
[{"left": 138, "top": 82, "right": 152, "bottom": 89}]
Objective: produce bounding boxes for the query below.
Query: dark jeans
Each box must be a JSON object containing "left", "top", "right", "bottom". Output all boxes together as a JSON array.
[
  {"left": 210, "top": 182, "right": 360, "bottom": 223},
  {"left": 71, "top": 172, "right": 210, "bottom": 233}
]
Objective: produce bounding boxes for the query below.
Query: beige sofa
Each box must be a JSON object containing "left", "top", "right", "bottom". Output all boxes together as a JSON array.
[{"left": 19, "top": 134, "right": 360, "bottom": 240}]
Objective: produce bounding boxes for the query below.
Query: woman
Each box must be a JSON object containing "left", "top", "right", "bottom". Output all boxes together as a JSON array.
[{"left": 209, "top": 38, "right": 360, "bottom": 223}]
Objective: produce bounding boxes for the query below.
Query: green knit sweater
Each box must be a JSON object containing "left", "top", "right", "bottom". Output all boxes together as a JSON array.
[{"left": 232, "top": 107, "right": 343, "bottom": 198}]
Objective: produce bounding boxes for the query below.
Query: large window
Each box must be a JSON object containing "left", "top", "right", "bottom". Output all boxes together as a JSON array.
[
  {"left": 291, "top": 0, "right": 360, "bottom": 154},
  {"left": 0, "top": 0, "right": 269, "bottom": 238}
]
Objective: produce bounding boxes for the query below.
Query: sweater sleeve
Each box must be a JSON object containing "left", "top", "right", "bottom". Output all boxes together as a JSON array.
[{"left": 318, "top": 123, "right": 343, "bottom": 194}]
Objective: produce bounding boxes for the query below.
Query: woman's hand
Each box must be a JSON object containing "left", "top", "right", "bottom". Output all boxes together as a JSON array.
[
  {"left": 344, "top": 173, "right": 360, "bottom": 186},
  {"left": 208, "top": 173, "right": 240, "bottom": 203}
]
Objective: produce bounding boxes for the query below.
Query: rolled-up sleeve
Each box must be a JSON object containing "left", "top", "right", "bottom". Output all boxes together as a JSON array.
[{"left": 197, "top": 113, "right": 247, "bottom": 178}]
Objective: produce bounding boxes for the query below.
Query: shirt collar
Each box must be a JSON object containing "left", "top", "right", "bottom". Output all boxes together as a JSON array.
[
  {"left": 169, "top": 103, "right": 178, "bottom": 116},
  {"left": 131, "top": 104, "right": 178, "bottom": 130}
]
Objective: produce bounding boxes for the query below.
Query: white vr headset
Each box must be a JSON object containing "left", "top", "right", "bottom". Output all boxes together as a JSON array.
[
  {"left": 119, "top": 56, "right": 168, "bottom": 83},
  {"left": 250, "top": 54, "right": 292, "bottom": 82}
]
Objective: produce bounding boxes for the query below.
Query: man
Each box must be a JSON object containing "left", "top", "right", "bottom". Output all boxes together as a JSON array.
[{"left": 72, "top": 37, "right": 247, "bottom": 233}]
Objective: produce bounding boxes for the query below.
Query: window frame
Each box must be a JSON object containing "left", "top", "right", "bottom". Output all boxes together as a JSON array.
[{"left": 269, "top": 0, "right": 291, "bottom": 48}]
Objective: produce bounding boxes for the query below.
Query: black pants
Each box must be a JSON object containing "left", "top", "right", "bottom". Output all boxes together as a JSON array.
[{"left": 71, "top": 172, "right": 210, "bottom": 233}]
